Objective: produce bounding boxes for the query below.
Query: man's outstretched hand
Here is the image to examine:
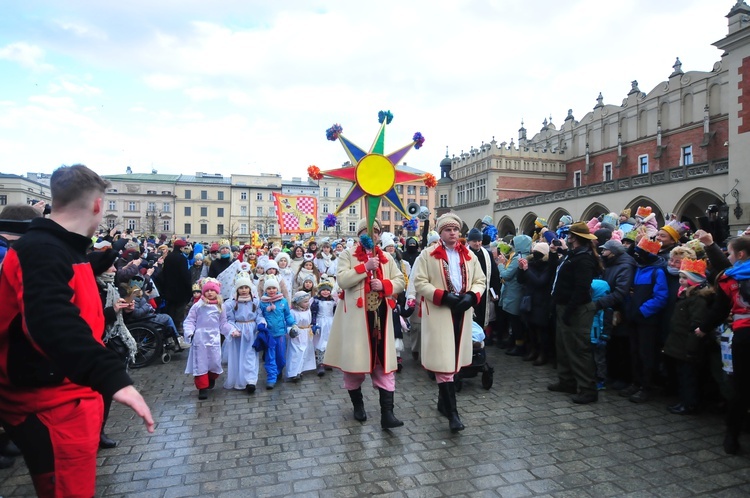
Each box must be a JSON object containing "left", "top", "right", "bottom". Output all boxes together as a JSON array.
[{"left": 113, "top": 385, "right": 155, "bottom": 433}]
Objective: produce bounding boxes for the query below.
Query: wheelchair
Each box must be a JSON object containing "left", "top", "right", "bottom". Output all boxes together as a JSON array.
[{"left": 127, "top": 319, "right": 182, "bottom": 369}]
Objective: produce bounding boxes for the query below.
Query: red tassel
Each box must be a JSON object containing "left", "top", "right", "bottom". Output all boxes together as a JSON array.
[{"left": 357, "top": 297, "right": 363, "bottom": 308}]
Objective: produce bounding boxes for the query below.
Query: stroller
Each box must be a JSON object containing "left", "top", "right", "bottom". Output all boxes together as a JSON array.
[{"left": 455, "top": 322, "right": 494, "bottom": 391}]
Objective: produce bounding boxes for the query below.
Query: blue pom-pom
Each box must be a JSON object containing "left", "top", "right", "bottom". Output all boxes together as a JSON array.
[
  {"left": 402, "top": 217, "right": 419, "bottom": 231},
  {"left": 324, "top": 213, "right": 338, "bottom": 228},
  {"left": 359, "top": 234, "right": 374, "bottom": 250},
  {"left": 378, "top": 110, "right": 393, "bottom": 124}
]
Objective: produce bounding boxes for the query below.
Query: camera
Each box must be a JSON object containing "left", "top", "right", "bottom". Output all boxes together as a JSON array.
[{"left": 29, "top": 200, "right": 52, "bottom": 215}]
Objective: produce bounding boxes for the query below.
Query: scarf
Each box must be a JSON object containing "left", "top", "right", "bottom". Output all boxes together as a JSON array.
[
  {"left": 261, "top": 293, "right": 284, "bottom": 311},
  {"left": 237, "top": 295, "right": 253, "bottom": 303},
  {"left": 725, "top": 258, "right": 750, "bottom": 281},
  {"left": 430, "top": 241, "right": 470, "bottom": 294}
]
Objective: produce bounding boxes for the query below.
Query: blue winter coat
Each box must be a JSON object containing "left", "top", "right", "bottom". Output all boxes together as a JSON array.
[
  {"left": 259, "top": 297, "right": 296, "bottom": 337},
  {"left": 499, "top": 235, "right": 532, "bottom": 316},
  {"left": 628, "top": 260, "right": 668, "bottom": 323}
]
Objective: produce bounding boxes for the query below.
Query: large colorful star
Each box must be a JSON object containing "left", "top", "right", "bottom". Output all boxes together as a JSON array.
[{"left": 320, "top": 112, "right": 426, "bottom": 235}]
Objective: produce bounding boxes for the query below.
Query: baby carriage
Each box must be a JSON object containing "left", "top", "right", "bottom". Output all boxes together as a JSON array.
[{"left": 455, "top": 322, "right": 494, "bottom": 391}]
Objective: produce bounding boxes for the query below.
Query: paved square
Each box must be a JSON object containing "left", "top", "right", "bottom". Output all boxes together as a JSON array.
[{"left": 1, "top": 346, "right": 748, "bottom": 497}]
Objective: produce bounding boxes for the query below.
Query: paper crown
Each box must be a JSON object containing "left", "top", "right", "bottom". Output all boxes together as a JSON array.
[
  {"left": 679, "top": 258, "right": 707, "bottom": 277},
  {"left": 636, "top": 237, "right": 661, "bottom": 255},
  {"left": 601, "top": 213, "right": 618, "bottom": 229},
  {"left": 635, "top": 206, "right": 652, "bottom": 219},
  {"left": 303, "top": 253, "right": 315, "bottom": 262},
  {"left": 661, "top": 220, "right": 687, "bottom": 242},
  {"left": 534, "top": 217, "right": 548, "bottom": 228},
  {"left": 192, "top": 282, "right": 202, "bottom": 292}
]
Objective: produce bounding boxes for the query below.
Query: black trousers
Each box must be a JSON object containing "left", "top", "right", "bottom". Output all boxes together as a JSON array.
[{"left": 727, "top": 327, "right": 750, "bottom": 436}]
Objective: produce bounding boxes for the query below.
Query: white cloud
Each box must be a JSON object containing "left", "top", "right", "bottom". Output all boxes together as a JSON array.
[
  {"left": 0, "top": 42, "right": 53, "bottom": 71},
  {"left": 143, "top": 73, "right": 185, "bottom": 90},
  {"left": 53, "top": 20, "right": 107, "bottom": 40}
]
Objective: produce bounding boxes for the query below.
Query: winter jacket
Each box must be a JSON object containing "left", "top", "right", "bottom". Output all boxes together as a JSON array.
[
  {"left": 500, "top": 235, "right": 532, "bottom": 316},
  {"left": 259, "top": 297, "right": 296, "bottom": 337},
  {"left": 596, "top": 252, "right": 636, "bottom": 312},
  {"left": 157, "top": 249, "right": 192, "bottom": 304},
  {"left": 551, "top": 245, "right": 598, "bottom": 315},
  {"left": 628, "top": 259, "right": 668, "bottom": 324},
  {"left": 517, "top": 255, "right": 555, "bottom": 327},
  {"left": 663, "top": 285, "right": 714, "bottom": 362}
]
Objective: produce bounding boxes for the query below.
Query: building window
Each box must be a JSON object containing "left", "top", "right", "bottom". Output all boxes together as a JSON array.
[
  {"left": 128, "top": 201, "right": 136, "bottom": 211},
  {"left": 322, "top": 203, "right": 329, "bottom": 213},
  {"left": 268, "top": 206, "right": 275, "bottom": 216},
  {"left": 241, "top": 191, "right": 247, "bottom": 200},
  {"left": 184, "top": 206, "right": 191, "bottom": 216},
  {"left": 477, "top": 178, "right": 486, "bottom": 200},
  {"left": 256, "top": 192, "right": 263, "bottom": 200},
  {"left": 407, "top": 185, "right": 416, "bottom": 195},
  {"left": 200, "top": 190, "right": 208, "bottom": 200},
  {"left": 335, "top": 188, "right": 341, "bottom": 198},
  {"left": 256, "top": 224, "right": 263, "bottom": 233},
  {"left": 127, "top": 219, "right": 137, "bottom": 230},
  {"left": 163, "top": 202, "right": 170, "bottom": 212},
  {"left": 456, "top": 185, "right": 465, "bottom": 205},
  {"left": 240, "top": 223, "right": 248, "bottom": 235},
  {"left": 349, "top": 222, "right": 356, "bottom": 233},
  {"left": 184, "top": 190, "right": 191, "bottom": 199},
  {"left": 257, "top": 207, "right": 263, "bottom": 217},
  {"left": 681, "top": 145, "right": 693, "bottom": 166},
  {"left": 395, "top": 212, "right": 403, "bottom": 221},
  {"left": 184, "top": 223, "right": 191, "bottom": 234},
  {"left": 396, "top": 185, "right": 403, "bottom": 194},
  {"left": 603, "top": 163, "right": 613, "bottom": 182},
  {"left": 439, "top": 194, "right": 448, "bottom": 207},
  {"left": 420, "top": 199, "right": 428, "bottom": 206},
  {"left": 420, "top": 186, "right": 428, "bottom": 196},
  {"left": 381, "top": 211, "right": 391, "bottom": 221},
  {"left": 147, "top": 202, "right": 156, "bottom": 212},
  {"left": 200, "top": 207, "right": 208, "bottom": 217},
  {"left": 200, "top": 224, "right": 208, "bottom": 235},
  {"left": 147, "top": 190, "right": 156, "bottom": 195},
  {"left": 574, "top": 170, "right": 582, "bottom": 188},
  {"left": 108, "top": 200, "right": 116, "bottom": 210},
  {"left": 268, "top": 225, "right": 275, "bottom": 235},
  {"left": 218, "top": 191, "right": 224, "bottom": 201},
  {"left": 163, "top": 220, "right": 170, "bottom": 232},
  {"left": 0, "top": 196, "right": 6, "bottom": 205},
  {"left": 348, "top": 205, "right": 357, "bottom": 215},
  {"left": 638, "top": 155, "right": 649, "bottom": 174},
  {"left": 107, "top": 218, "right": 116, "bottom": 229},
  {"left": 240, "top": 205, "right": 247, "bottom": 216},
  {"left": 268, "top": 193, "right": 273, "bottom": 201},
  {"left": 217, "top": 224, "right": 224, "bottom": 235},
  {"left": 322, "top": 187, "right": 329, "bottom": 197},
  {"left": 217, "top": 207, "right": 224, "bottom": 217}
]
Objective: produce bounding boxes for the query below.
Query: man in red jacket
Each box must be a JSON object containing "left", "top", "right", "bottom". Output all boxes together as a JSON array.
[{"left": 0, "top": 164, "right": 154, "bottom": 497}]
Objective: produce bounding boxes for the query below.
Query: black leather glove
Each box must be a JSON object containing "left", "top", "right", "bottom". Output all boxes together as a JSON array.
[
  {"left": 442, "top": 293, "right": 461, "bottom": 309},
  {"left": 455, "top": 293, "right": 476, "bottom": 314}
]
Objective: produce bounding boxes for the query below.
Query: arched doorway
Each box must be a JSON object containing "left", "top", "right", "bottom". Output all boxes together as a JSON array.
[
  {"left": 548, "top": 207, "right": 572, "bottom": 231},
  {"left": 672, "top": 187, "right": 724, "bottom": 234},
  {"left": 497, "top": 216, "right": 516, "bottom": 238},
  {"left": 580, "top": 202, "right": 610, "bottom": 224},
  {"left": 624, "top": 196, "right": 665, "bottom": 228},
  {"left": 519, "top": 212, "right": 538, "bottom": 237}
]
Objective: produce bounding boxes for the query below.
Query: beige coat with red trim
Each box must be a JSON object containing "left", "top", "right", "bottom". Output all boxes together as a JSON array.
[
  {"left": 412, "top": 243, "right": 486, "bottom": 373},
  {"left": 323, "top": 247, "right": 405, "bottom": 374}
]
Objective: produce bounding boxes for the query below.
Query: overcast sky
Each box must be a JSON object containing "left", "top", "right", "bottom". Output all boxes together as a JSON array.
[{"left": 0, "top": 0, "right": 731, "bottom": 180}]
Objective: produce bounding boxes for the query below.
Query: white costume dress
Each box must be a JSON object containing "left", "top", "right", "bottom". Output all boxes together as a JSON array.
[
  {"left": 286, "top": 307, "right": 316, "bottom": 378},
  {"left": 223, "top": 297, "right": 265, "bottom": 389}
]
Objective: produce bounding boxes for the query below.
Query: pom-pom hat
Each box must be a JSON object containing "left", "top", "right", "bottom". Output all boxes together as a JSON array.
[
  {"left": 202, "top": 278, "right": 221, "bottom": 295},
  {"left": 234, "top": 271, "right": 253, "bottom": 291},
  {"left": 317, "top": 279, "right": 334, "bottom": 292}
]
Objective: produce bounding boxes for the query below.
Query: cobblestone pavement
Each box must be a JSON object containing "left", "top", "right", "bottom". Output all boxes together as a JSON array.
[{"left": 1, "top": 345, "right": 748, "bottom": 497}]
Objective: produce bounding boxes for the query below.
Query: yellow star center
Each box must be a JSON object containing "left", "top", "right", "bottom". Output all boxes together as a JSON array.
[{"left": 356, "top": 154, "right": 395, "bottom": 197}]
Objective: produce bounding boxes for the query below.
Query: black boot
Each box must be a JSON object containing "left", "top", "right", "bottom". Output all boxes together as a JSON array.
[
  {"left": 99, "top": 432, "right": 117, "bottom": 449},
  {"left": 437, "top": 384, "right": 449, "bottom": 418},
  {"left": 378, "top": 388, "right": 404, "bottom": 429},
  {"left": 441, "top": 382, "right": 465, "bottom": 433},
  {"left": 348, "top": 388, "right": 367, "bottom": 422}
]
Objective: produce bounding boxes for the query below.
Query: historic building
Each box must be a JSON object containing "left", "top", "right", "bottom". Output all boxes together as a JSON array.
[
  {"left": 0, "top": 173, "right": 51, "bottom": 208},
  {"left": 101, "top": 171, "right": 177, "bottom": 235},
  {"left": 436, "top": 2, "right": 749, "bottom": 238},
  {"left": 230, "top": 173, "right": 282, "bottom": 243},
  {"left": 174, "top": 172, "right": 232, "bottom": 240}
]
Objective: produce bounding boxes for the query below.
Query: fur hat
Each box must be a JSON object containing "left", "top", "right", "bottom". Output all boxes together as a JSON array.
[
  {"left": 356, "top": 218, "right": 382, "bottom": 235},
  {"left": 380, "top": 232, "right": 396, "bottom": 249},
  {"left": 601, "top": 239, "right": 626, "bottom": 255},
  {"left": 679, "top": 258, "right": 707, "bottom": 285},
  {"left": 481, "top": 215, "right": 493, "bottom": 226},
  {"left": 427, "top": 230, "right": 440, "bottom": 245},
  {"left": 202, "top": 278, "right": 221, "bottom": 295},
  {"left": 264, "top": 260, "right": 279, "bottom": 273},
  {"left": 263, "top": 277, "right": 280, "bottom": 291},
  {"left": 660, "top": 220, "right": 687, "bottom": 243},
  {"left": 317, "top": 279, "right": 334, "bottom": 292},
  {"left": 467, "top": 228, "right": 483, "bottom": 242},
  {"left": 568, "top": 221, "right": 598, "bottom": 240},
  {"left": 234, "top": 271, "right": 253, "bottom": 291},
  {"left": 436, "top": 212, "right": 462, "bottom": 234},
  {"left": 275, "top": 252, "right": 291, "bottom": 265},
  {"left": 636, "top": 237, "right": 661, "bottom": 255}
]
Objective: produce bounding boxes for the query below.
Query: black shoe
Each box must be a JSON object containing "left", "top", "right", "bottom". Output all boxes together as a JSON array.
[
  {"left": 208, "top": 378, "right": 216, "bottom": 389},
  {"left": 571, "top": 392, "right": 598, "bottom": 404},
  {"left": 724, "top": 432, "right": 741, "bottom": 455},
  {"left": 379, "top": 389, "right": 404, "bottom": 429},
  {"left": 0, "top": 439, "right": 21, "bottom": 457},
  {"left": 667, "top": 403, "right": 697, "bottom": 415},
  {"left": 246, "top": 384, "right": 256, "bottom": 394},
  {"left": 99, "top": 433, "right": 118, "bottom": 449},
  {"left": 629, "top": 389, "right": 650, "bottom": 403},
  {"left": 0, "top": 455, "right": 14, "bottom": 469},
  {"left": 198, "top": 389, "right": 208, "bottom": 400},
  {"left": 348, "top": 388, "right": 367, "bottom": 422},
  {"left": 547, "top": 382, "right": 577, "bottom": 394},
  {"left": 619, "top": 384, "right": 640, "bottom": 397}
]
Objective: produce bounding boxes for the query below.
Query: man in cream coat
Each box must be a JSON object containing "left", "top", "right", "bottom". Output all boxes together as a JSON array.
[
  {"left": 412, "top": 212, "right": 486, "bottom": 433},
  {"left": 324, "top": 219, "right": 406, "bottom": 429}
]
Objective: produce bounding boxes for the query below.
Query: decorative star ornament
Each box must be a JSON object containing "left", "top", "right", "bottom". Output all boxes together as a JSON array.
[{"left": 319, "top": 111, "right": 426, "bottom": 236}]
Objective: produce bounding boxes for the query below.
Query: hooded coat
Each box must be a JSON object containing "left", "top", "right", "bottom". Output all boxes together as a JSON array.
[{"left": 499, "top": 235, "right": 532, "bottom": 316}]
